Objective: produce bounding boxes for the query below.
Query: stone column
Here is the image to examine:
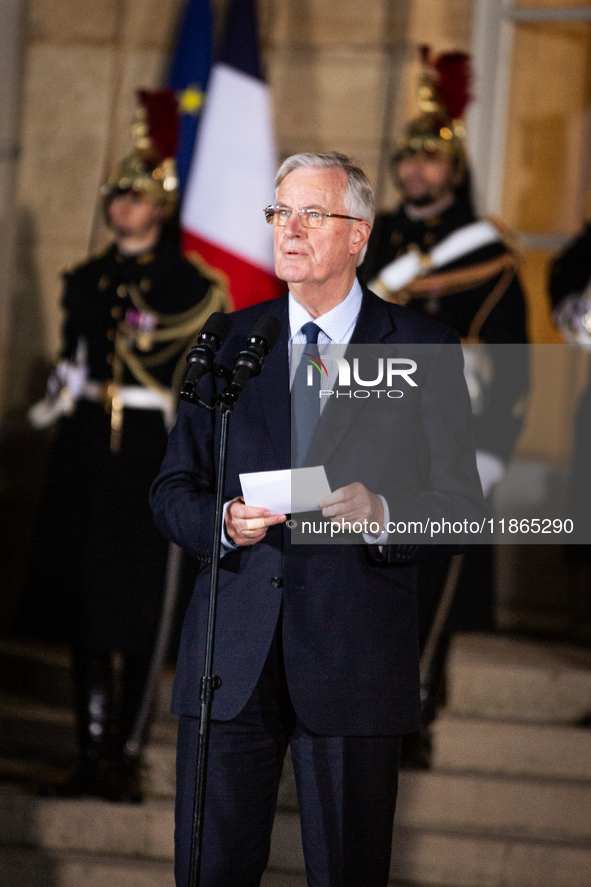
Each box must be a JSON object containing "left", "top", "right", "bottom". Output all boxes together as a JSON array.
[{"left": 0, "top": 0, "right": 26, "bottom": 419}]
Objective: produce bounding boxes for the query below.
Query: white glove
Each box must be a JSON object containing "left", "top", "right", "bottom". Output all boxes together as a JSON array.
[
  {"left": 27, "top": 359, "right": 89, "bottom": 429},
  {"left": 476, "top": 450, "right": 505, "bottom": 499}
]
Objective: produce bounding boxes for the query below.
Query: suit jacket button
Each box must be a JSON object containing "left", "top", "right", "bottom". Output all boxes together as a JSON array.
[{"left": 270, "top": 577, "right": 283, "bottom": 588}]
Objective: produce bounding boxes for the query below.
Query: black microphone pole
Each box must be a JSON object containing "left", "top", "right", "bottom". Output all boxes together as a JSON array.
[
  {"left": 186, "top": 314, "right": 281, "bottom": 887},
  {"left": 187, "top": 399, "right": 231, "bottom": 887}
]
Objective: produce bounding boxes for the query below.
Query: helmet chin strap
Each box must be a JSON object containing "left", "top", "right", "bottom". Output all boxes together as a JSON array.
[{"left": 403, "top": 191, "right": 456, "bottom": 221}]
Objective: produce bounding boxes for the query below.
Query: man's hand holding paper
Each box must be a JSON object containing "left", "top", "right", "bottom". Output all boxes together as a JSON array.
[
  {"left": 319, "top": 482, "right": 385, "bottom": 533},
  {"left": 225, "top": 497, "right": 286, "bottom": 547}
]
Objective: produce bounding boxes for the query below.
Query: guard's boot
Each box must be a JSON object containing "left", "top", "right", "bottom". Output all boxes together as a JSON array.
[
  {"left": 400, "top": 635, "right": 449, "bottom": 770},
  {"left": 42, "top": 650, "right": 113, "bottom": 798},
  {"left": 105, "top": 751, "right": 143, "bottom": 804},
  {"left": 105, "top": 653, "right": 152, "bottom": 803}
]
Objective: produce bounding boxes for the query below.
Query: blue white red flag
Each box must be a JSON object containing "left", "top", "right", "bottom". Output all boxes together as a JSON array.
[
  {"left": 168, "top": 0, "right": 213, "bottom": 195},
  {"left": 180, "top": 0, "right": 282, "bottom": 310}
]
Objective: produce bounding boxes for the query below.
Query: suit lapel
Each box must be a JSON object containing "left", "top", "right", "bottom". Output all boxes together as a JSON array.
[
  {"left": 349, "top": 285, "right": 397, "bottom": 346},
  {"left": 254, "top": 295, "right": 292, "bottom": 468}
]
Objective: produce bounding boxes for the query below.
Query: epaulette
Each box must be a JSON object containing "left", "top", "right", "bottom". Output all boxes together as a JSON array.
[
  {"left": 62, "top": 245, "right": 112, "bottom": 277},
  {"left": 185, "top": 248, "right": 231, "bottom": 292}
]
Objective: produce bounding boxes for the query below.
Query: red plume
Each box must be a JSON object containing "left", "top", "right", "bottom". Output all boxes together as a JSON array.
[
  {"left": 434, "top": 52, "right": 471, "bottom": 120},
  {"left": 137, "top": 89, "right": 179, "bottom": 159}
]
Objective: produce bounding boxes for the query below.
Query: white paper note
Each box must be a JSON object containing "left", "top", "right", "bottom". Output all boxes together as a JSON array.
[{"left": 239, "top": 466, "right": 331, "bottom": 514}]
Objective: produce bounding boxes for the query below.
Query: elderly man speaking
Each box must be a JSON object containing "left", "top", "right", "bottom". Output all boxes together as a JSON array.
[{"left": 150, "top": 152, "right": 485, "bottom": 887}]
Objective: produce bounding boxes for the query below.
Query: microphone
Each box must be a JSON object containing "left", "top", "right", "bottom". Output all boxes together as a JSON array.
[
  {"left": 221, "top": 315, "right": 281, "bottom": 405},
  {"left": 180, "top": 312, "right": 232, "bottom": 401}
]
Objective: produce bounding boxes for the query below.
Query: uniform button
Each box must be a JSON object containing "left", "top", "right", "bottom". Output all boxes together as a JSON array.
[
  {"left": 270, "top": 577, "right": 283, "bottom": 588},
  {"left": 106, "top": 328, "right": 115, "bottom": 341},
  {"left": 116, "top": 284, "right": 127, "bottom": 298},
  {"left": 106, "top": 353, "right": 114, "bottom": 365},
  {"left": 111, "top": 306, "right": 122, "bottom": 319}
]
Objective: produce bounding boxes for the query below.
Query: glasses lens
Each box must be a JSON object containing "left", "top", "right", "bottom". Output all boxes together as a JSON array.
[
  {"left": 276, "top": 207, "right": 291, "bottom": 226},
  {"left": 264, "top": 207, "right": 275, "bottom": 224},
  {"left": 302, "top": 209, "right": 324, "bottom": 228}
]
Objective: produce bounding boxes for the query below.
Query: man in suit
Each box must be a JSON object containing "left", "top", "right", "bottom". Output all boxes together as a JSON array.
[{"left": 150, "top": 152, "right": 485, "bottom": 887}]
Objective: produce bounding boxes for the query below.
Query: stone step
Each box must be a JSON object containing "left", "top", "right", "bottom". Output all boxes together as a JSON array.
[
  {"left": 0, "top": 848, "right": 175, "bottom": 887},
  {"left": 0, "top": 691, "right": 179, "bottom": 799},
  {"left": 4, "top": 745, "right": 591, "bottom": 844},
  {"left": 447, "top": 633, "right": 591, "bottom": 723},
  {"left": 0, "top": 693, "right": 77, "bottom": 762},
  {"left": 3, "top": 767, "right": 591, "bottom": 854},
  {"left": 0, "top": 792, "right": 174, "bottom": 860},
  {"left": 0, "top": 692, "right": 177, "bottom": 761},
  {"left": 0, "top": 849, "right": 451, "bottom": 887},
  {"left": 0, "top": 743, "right": 177, "bottom": 802},
  {"left": 394, "top": 770, "right": 591, "bottom": 843},
  {"left": 432, "top": 713, "right": 591, "bottom": 781},
  {"left": 2, "top": 787, "right": 590, "bottom": 887},
  {"left": 0, "top": 640, "right": 175, "bottom": 719},
  {"left": 0, "top": 691, "right": 300, "bottom": 803},
  {"left": 0, "top": 640, "right": 73, "bottom": 709},
  {"left": 0, "top": 850, "right": 311, "bottom": 887},
  {"left": 271, "top": 813, "right": 591, "bottom": 887}
]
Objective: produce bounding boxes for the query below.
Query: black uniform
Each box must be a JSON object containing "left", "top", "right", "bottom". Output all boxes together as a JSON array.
[
  {"left": 549, "top": 224, "right": 591, "bottom": 561},
  {"left": 360, "top": 191, "right": 529, "bottom": 750},
  {"left": 26, "top": 231, "right": 225, "bottom": 799},
  {"left": 549, "top": 223, "right": 591, "bottom": 303}
]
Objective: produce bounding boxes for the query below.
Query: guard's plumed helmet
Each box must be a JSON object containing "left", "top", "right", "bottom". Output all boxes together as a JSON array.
[
  {"left": 103, "top": 89, "right": 180, "bottom": 207},
  {"left": 393, "top": 46, "right": 472, "bottom": 176}
]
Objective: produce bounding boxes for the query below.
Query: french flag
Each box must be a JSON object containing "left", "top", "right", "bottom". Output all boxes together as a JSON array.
[
  {"left": 181, "top": 0, "right": 283, "bottom": 310},
  {"left": 168, "top": 0, "right": 213, "bottom": 196}
]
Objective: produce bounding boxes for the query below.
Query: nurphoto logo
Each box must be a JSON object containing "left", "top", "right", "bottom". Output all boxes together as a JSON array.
[{"left": 307, "top": 355, "right": 418, "bottom": 400}]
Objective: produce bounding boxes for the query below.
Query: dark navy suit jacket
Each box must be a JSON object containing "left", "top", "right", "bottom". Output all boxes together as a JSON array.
[{"left": 150, "top": 286, "right": 485, "bottom": 736}]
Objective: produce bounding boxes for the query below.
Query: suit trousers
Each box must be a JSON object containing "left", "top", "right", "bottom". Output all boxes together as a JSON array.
[{"left": 174, "top": 624, "right": 402, "bottom": 887}]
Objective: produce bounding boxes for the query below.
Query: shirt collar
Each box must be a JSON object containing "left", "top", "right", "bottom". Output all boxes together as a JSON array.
[{"left": 288, "top": 278, "right": 363, "bottom": 344}]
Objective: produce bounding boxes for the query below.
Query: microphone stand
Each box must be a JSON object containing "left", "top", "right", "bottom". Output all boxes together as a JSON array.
[
  {"left": 180, "top": 371, "right": 233, "bottom": 887},
  {"left": 179, "top": 315, "right": 281, "bottom": 886},
  {"left": 181, "top": 363, "right": 257, "bottom": 887}
]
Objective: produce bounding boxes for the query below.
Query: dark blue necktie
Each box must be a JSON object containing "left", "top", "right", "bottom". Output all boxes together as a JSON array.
[{"left": 293, "top": 322, "right": 322, "bottom": 467}]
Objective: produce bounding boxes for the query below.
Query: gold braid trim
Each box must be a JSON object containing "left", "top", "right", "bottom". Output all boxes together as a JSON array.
[
  {"left": 172, "top": 285, "right": 228, "bottom": 392},
  {"left": 399, "top": 252, "right": 519, "bottom": 299},
  {"left": 115, "top": 285, "right": 229, "bottom": 393},
  {"left": 184, "top": 250, "right": 233, "bottom": 311},
  {"left": 115, "top": 336, "right": 172, "bottom": 398},
  {"left": 464, "top": 264, "right": 517, "bottom": 343},
  {"left": 384, "top": 252, "right": 520, "bottom": 345},
  {"left": 125, "top": 282, "right": 229, "bottom": 334}
]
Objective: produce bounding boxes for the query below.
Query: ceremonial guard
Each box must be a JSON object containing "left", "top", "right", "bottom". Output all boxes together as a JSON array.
[
  {"left": 361, "top": 49, "right": 529, "bottom": 763},
  {"left": 26, "top": 91, "right": 227, "bottom": 801}
]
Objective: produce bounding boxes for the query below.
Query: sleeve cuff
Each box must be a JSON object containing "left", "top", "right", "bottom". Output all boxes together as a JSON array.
[
  {"left": 220, "top": 501, "right": 239, "bottom": 554},
  {"left": 362, "top": 495, "right": 390, "bottom": 545}
]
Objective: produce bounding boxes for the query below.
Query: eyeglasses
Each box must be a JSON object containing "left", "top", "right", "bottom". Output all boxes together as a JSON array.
[{"left": 264, "top": 205, "right": 363, "bottom": 229}]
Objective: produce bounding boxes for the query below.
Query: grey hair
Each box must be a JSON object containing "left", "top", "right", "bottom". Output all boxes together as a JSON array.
[{"left": 274, "top": 152, "right": 375, "bottom": 265}]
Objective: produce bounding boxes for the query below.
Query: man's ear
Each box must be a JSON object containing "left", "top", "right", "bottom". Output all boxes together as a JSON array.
[{"left": 349, "top": 220, "right": 372, "bottom": 257}]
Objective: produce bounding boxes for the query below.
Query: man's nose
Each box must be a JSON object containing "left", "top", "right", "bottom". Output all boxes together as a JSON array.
[
  {"left": 285, "top": 209, "right": 304, "bottom": 234},
  {"left": 401, "top": 157, "right": 421, "bottom": 175}
]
